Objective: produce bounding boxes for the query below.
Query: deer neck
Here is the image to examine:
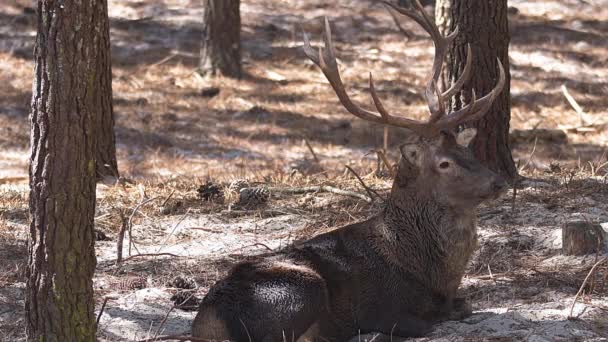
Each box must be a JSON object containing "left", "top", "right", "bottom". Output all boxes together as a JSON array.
[
  {"left": 386, "top": 159, "right": 434, "bottom": 210},
  {"left": 375, "top": 159, "right": 478, "bottom": 290}
]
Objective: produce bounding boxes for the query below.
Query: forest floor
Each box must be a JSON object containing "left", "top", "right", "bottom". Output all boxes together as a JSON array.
[{"left": 1, "top": 0, "right": 608, "bottom": 341}]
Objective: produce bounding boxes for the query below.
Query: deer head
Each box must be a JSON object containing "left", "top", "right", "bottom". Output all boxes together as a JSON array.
[{"left": 303, "top": 0, "right": 507, "bottom": 208}]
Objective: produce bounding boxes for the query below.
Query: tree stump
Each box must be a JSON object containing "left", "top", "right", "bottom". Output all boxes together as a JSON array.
[{"left": 562, "top": 221, "right": 605, "bottom": 255}]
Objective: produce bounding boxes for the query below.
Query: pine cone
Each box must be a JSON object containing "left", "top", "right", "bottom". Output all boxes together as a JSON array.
[
  {"left": 237, "top": 187, "right": 270, "bottom": 207},
  {"left": 169, "top": 275, "right": 197, "bottom": 290},
  {"left": 228, "top": 179, "right": 250, "bottom": 194},
  {"left": 197, "top": 181, "right": 222, "bottom": 201},
  {"left": 170, "top": 291, "right": 200, "bottom": 310},
  {"left": 109, "top": 276, "right": 148, "bottom": 291}
]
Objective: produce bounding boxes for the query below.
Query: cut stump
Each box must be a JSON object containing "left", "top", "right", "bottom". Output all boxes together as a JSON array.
[{"left": 562, "top": 221, "right": 605, "bottom": 255}]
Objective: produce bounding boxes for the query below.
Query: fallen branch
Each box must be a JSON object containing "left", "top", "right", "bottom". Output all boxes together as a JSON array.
[
  {"left": 568, "top": 256, "right": 608, "bottom": 319},
  {"left": 268, "top": 185, "right": 371, "bottom": 203},
  {"left": 138, "top": 335, "right": 212, "bottom": 342},
  {"left": 121, "top": 253, "right": 181, "bottom": 262}
]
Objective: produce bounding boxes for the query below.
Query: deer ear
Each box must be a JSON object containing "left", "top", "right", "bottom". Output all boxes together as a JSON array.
[
  {"left": 400, "top": 143, "right": 423, "bottom": 167},
  {"left": 456, "top": 128, "right": 477, "bottom": 147}
]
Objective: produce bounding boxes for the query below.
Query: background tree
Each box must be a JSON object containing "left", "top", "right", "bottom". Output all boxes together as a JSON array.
[
  {"left": 27, "top": 0, "right": 102, "bottom": 339},
  {"left": 200, "top": 0, "right": 242, "bottom": 78},
  {"left": 435, "top": 0, "right": 517, "bottom": 180},
  {"left": 97, "top": 0, "right": 119, "bottom": 180}
]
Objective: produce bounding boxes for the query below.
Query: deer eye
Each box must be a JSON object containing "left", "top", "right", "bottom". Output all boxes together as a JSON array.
[{"left": 439, "top": 161, "right": 450, "bottom": 169}]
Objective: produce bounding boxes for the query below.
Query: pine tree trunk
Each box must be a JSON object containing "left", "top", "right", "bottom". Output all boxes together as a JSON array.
[
  {"left": 27, "top": 0, "right": 99, "bottom": 340},
  {"left": 435, "top": 0, "right": 517, "bottom": 181},
  {"left": 96, "top": 0, "right": 119, "bottom": 180},
  {"left": 200, "top": 0, "right": 242, "bottom": 78}
]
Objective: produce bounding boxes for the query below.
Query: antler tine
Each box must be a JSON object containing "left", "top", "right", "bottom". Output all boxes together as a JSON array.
[
  {"left": 427, "top": 44, "right": 473, "bottom": 123},
  {"left": 302, "top": 18, "right": 435, "bottom": 136},
  {"left": 302, "top": 18, "right": 383, "bottom": 124},
  {"left": 383, "top": 0, "right": 457, "bottom": 123},
  {"left": 441, "top": 44, "right": 473, "bottom": 100},
  {"left": 437, "top": 59, "right": 506, "bottom": 129}
]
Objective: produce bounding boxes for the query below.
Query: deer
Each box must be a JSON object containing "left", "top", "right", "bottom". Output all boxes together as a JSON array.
[{"left": 192, "top": 1, "right": 507, "bottom": 341}]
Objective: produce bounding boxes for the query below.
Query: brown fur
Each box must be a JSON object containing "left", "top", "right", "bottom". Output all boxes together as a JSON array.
[{"left": 192, "top": 130, "right": 507, "bottom": 341}]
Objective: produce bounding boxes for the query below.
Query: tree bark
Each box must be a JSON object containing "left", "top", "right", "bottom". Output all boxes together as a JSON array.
[
  {"left": 200, "top": 0, "right": 242, "bottom": 78},
  {"left": 96, "top": 0, "right": 119, "bottom": 180},
  {"left": 27, "top": 0, "right": 100, "bottom": 340},
  {"left": 435, "top": 0, "right": 517, "bottom": 181}
]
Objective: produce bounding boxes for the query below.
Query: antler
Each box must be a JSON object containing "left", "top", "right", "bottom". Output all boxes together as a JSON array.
[{"left": 302, "top": 0, "right": 505, "bottom": 138}]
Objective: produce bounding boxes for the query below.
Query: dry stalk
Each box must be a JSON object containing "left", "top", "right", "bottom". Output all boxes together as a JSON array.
[
  {"left": 519, "top": 137, "right": 538, "bottom": 172},
  {"left": 568, "top": 256, "right": 608, "bottom": 319},
  {"left": 160, "top": 189, "right": 176, "bottom": 208},
  {"left": 304, "top": 139, "right": 320, "bottom": 164},
  {"left": 561, "top": 84, "right": 587, "bottom": 126},
  {"left": 345, "top": 165, "right": 385, "bottom": 202},
  {"left": 157, "top": 208, "right": 191, "bottom": 253},
  {"left": 128, "top": 196, "right": 160, "bottom": 256},
  {"left": 116, "top": 209, "right": 128, "bottom": 263},
  {"left": 152, "top": 304, "right": 178, "bottom": 340},
  {"left": 375, "top": 149, "right": 396, "bottom": 178}
]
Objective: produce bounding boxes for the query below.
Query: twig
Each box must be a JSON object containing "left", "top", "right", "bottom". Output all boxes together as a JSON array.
[
  {"left": 345, "top": 165, "right": 385, "bottom": 202},
  {"left": 519, "top": 137, "right": 538, "bottom": 172},
  {"left": 128, "top": 196, "right": 160, "bottom": 256},
  {"left": 157, "top": 208, "right": 191, "bottom": 253},
  {"left": 121, "top": 253, "right": 181, "bottom": 262},
  {"left": 375, "top": 149, "right": 396, "bottom": 178},
  {"left": 242, "top": 242, "right": 274, "bottom": 252},
  {"left": 561, "top": 84, "right": 587, "bottom": 126},
  {"left": 304, "top": 139, "right": 320, "bottom": 164},
  {"left": 137, "top": 335, "right": 212, "bottom": 342},
  {"left": 383, "top": 126, "right": 389, "bottom": 152},
  {"left": 153, "top": 305, "right": 176, "bottom": 340},
  {"left": 160, "top": 189, "right": 176, "bottom": 208},
  {"left": 568, "top": 256, "right": 608, "bottom": 319},
  {"left": 188, "top": 227, "right": 224, "bottom": 233},
  {"left": 116, "top": 210, "right": 128, "bottom": 263},
  {"left": 96, "top": 296, "right": 115, "bottom": 326},
  {"left": 511, "top": 171, "right": 520, "bottom": 213},
  {"left": 386, "top": 5, "right": 412, "bottom": 39},
  {"left": 470, "top": 272, "right": 510, "bottom": 280},
  {"left": 268, "top": 185, "right": 372, "bottom": 203}
]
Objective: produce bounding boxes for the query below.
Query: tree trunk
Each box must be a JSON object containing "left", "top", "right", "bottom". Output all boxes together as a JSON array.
[
  {"left": 435, "top": 0, "right": 517, "bottom": 181},
  {"left": 27, "top": 0, "right": 100, "bottom": 340},
  {"left": 200, "top": 0, "right": 242, "bottom": 78},
  {"left": 96, "top": 0, "right": 119, "bottom": 180}
]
